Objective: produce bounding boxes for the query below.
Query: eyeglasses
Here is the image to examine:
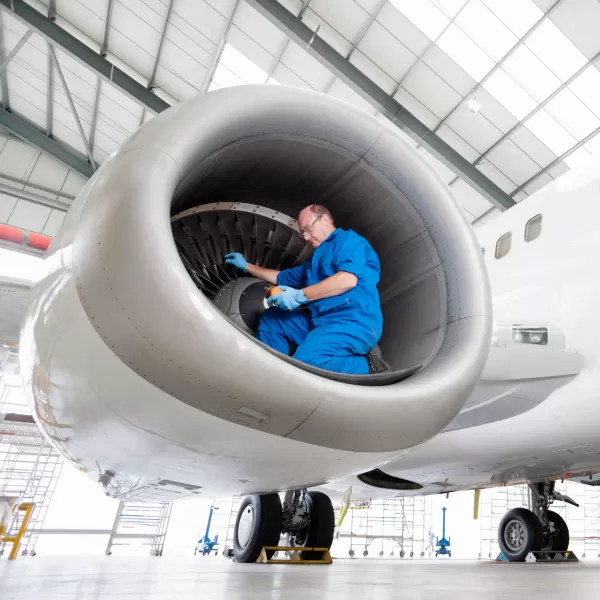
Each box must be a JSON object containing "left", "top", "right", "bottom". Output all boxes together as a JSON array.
[{"left": 299, "top": 214, "right": 323, "bottom": 237}]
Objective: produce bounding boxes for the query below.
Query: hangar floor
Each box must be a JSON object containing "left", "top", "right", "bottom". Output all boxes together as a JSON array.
[{"left": 1, "top": 557, "right": 599, "bottom": 599}]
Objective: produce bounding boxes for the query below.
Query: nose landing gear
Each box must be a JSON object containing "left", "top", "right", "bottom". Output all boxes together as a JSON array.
[{"left": 497, "top": 481, "right": 578, "bottom": 562}]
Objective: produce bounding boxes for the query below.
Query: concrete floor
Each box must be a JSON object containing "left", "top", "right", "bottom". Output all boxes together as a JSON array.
[{"left": 1, "top": 557, "right": 600, "bottom": 599}]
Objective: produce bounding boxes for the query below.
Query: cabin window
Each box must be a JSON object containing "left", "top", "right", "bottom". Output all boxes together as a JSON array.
[
  {"left": 525, "top": 214, "right": 542, "bottom": 242},
  {"left": 495, "top": 232, "right": 512, "bottom": 259}
]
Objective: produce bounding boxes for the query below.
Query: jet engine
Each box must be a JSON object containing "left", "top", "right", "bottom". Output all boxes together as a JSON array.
[{"left": 20, "top": 86, "right": 491, "bottom": 496}]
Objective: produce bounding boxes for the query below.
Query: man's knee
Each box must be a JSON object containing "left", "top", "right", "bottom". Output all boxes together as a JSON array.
[
  {"left": 257, "top": 306, "right": 286, "bottom": 333},
  {"left": 293, "top": 347, "right": 368, "bottom": 375}
]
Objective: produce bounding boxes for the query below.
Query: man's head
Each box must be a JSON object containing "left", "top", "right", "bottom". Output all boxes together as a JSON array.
[{"left": 297, "top": 205, "right": 336, "bottom": 248}]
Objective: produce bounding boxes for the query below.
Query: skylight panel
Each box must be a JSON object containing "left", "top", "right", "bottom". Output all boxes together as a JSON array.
[
  {"left": 482, "top": 68, "right": 537, "bottom": 120},
  {"left": 431, "top": 0, "right": 467, "bottom": 18},
  {"left": 503, "top": 46, "right": 561, "bottom": 101},
  {"left": 388, "top": 0, "right": 450, "bottom": 40},
  {"left": 568, "top": 65, "right": 600, "bottom": 119},
  {"left": 437, "top": 24, "right": 494, "bottom": 81},
  {"left": 545, "top": 88, "right": 600, "bottom": 140},
  {"left": 480, "top": 0, "right": 543, "bottom": 37},
  {"left": 220, "top": 43, "right": 269, "bottom": 84},
  {"left": 525, "top": 20, "right": 587, "bottom": 81},
  {"left": 455, "top": 0, "right": 517, "bottom": 62},
  {"left": 525, "top": 109, "right": 577, "bottom": 155},
  {"left": 211, "top": 63, "right": 246, "bottom": 89},
  {"left": 563, "top": 146, "right": 593, "bottom": 169}
]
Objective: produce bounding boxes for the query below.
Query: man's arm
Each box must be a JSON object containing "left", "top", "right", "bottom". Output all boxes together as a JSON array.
[
  {"left": 303, "top": 271, "right": 357, "bottom": 301},
  {"left": 246, "top": 264, "right": 279, "bottom": 285},
  {"left": 225, "top": 252, "right": 305, "bottom": 287},
  {"left": 268, "top": 271, "right": 357, "bottom": 311}
]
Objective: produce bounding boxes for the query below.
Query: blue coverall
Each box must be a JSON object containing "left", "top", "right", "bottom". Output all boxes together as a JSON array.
[{"left": 256, "top": 228, "right": 383, "bottom": 375}]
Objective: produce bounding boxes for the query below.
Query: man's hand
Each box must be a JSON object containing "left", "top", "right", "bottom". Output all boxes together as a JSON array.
[
  {"left": 267, "top": 286, "right": 308, "bottom": 311},
  {"left": 224, "top": 252, "right": 248, "bottom": 272}
]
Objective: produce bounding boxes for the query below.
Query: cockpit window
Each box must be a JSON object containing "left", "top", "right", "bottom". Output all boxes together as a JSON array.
[
  {"left": 525, "top": 214, "right": 542, "bottom": 242},
  {"left": 495, "top": 232, "right": 512, "bottom": 259}
]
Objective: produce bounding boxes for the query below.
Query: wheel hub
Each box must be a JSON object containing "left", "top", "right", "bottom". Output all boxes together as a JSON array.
[
  {"left": 237, "top": 506, "right": 254, "bottom": 548},
  {"left": 504, "top": 519, "right": 526, "bottom": 551}
]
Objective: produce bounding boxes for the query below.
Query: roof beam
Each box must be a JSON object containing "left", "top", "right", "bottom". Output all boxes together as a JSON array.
[
  {"left": 0, "top": 11, "right": 9, "bottom": 107},
  {"left": 322, "top": 0, "right": 386, "bottom": 93},
  {"left": 46, "top": 0, "right": 55, "bottom": 137},
  {"left": 0, "top": 172, "right": 75, "bottom": 200},
  {"left": 0, "top": 108, "right": 94, "bottom": 177},
  {"left": 0, "top": 181, "right": 70, "bottom": 211},
  {"left": 0, "top": 0, "right": 169, "bottom": 114},
  {"left": 88, "top": 0, "right": 112, "bottom": 151},
  {"left": 0, "top": 29, "right": 32, "bottom": 74},
  {"left": 512, "top": 122, "right": 600, "bottom": 196},
  {"left": 245, "top": 0, "right": 515, "bottom": 211},
  {"left": 263, "top": 0, "right": 310, "bottom": 85},
  {"left": 139, "top": 0, "right": 174, "bottom": 126},
  {"left": 202, "top": 0, "right": 242, "bottom": 92},
  {"left": 49, "top": 44, "right": 96, "bottom": 168}
]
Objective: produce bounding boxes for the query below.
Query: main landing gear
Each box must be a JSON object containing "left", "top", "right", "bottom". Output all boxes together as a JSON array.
[
  {"left": 498, "top": 481, "right": 577, "bottom": 562},
  {"left": 232, "top": 489, "right": 334, "bottom": 563}
]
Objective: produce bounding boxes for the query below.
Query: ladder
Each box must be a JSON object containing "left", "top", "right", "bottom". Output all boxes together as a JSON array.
[
  {"left": 222, "top": 496, "right": 243, "bottom": 557},
  {"left": 105, "top": 501, "right": 172, "bottom": 556}
]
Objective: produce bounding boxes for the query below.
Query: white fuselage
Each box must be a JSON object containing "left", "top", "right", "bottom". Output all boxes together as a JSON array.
[{"left": 322, "top": 164, "right": 600, "bottom": 499}]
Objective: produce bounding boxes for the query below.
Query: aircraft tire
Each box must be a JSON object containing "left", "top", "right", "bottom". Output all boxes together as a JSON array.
[
  {"left": 498, "top": 507, "right": 543, "bottom": 562},
  {"left": 543, "top": 510, "right": 569, "bottom": 552},
  {"left": 291, "top": 492, "right": 334, "bottom": 560},
  {"left": 233, "top": 494, "right": 282, "bottom": 563}
]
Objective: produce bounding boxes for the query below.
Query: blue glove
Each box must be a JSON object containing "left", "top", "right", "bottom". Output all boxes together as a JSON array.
[
  {"left": 224, "top": 252, "right": 248, "bottom": 272},
  {"left": 267, "top": 286, "right": 308, "bottom": 311}
]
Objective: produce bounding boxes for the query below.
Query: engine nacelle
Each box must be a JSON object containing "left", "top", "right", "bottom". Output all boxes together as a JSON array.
[{"left": 20, "top": 86, "right": 491, "bottom": 494}]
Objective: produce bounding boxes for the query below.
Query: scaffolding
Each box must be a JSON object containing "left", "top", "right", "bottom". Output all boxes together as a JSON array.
[
  {"left": 0, "top": 365, "right": 63, "bottom": 558},
  {"left": 478, "top": 485, "right": 530, "bottom": 559},
  {"left": 336, "top": 496, "right": 433, "bottom": 558},
  {"left": 105, "top": 500, "right": 173, "bottom": 556},
  {"left": 550, "top": 480, "right": 600, "bottom": 559}
]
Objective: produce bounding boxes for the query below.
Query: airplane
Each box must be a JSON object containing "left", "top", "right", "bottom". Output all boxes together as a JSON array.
[{"left": 10, "top": 85, "right": 599, "bottom": 563}]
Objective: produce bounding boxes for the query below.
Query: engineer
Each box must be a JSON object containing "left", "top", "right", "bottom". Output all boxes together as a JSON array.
[{"left": 225, "top": 205, "right": 383, "bottom": 375}]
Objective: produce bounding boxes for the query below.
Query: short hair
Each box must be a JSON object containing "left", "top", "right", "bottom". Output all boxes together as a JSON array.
[{"left": 307, "top": 204, "right": 334, "bottom": 224}]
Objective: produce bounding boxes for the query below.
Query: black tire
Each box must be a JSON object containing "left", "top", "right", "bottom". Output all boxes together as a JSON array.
[
  {"left": 498, "top": 507, "right": 543, "bottom": 562},
  {"left": 233, "top": 494, "right": 282, "bottom": 563},
  {"left": 290, "top": 491, "right": 334, "bottom": 560},
  {"left": 543, "top": 510, "right": 569, "bottom": 552}
]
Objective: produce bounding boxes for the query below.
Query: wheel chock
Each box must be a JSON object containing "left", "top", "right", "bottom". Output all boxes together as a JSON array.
[
  {"left": 524, "top": 550, "right": 579, "bottom": 563},
  {"left": 256, "top": 546, "right": 333, "bottom": 564}
]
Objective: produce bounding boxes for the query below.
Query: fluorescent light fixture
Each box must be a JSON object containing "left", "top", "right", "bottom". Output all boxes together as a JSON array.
[{"left": 466, "top": 96, "right": 482, "bottom": 114}]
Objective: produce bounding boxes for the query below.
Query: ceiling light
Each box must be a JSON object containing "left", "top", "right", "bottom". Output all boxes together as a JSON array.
[{"left": 466, "top": 96, "right": 481, "bottom": 114}]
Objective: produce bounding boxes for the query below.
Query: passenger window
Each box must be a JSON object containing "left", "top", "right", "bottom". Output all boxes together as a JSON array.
[
  {"left": 525, "top": 214, "right": 542, "bottom": 242},
  {"left": 495, "top": 233, "right": 512, "bottom": 259}
]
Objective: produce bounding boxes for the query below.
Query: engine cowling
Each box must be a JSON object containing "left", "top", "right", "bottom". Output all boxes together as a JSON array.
[{"left": 21, "top": 86, "right": 491, "bottom": 463}]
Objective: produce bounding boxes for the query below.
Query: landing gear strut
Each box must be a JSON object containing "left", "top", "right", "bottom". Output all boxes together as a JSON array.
[
  {"left": 497, "top": 481, "right": 577, "bottom": 562},
  {"left": 232, "top": 489, "right": 334, "bottom": 563}
]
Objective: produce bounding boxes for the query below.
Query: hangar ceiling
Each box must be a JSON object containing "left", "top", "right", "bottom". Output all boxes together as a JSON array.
[{"left": 0, "top": 0, "right": 599, "bottom": 251}]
